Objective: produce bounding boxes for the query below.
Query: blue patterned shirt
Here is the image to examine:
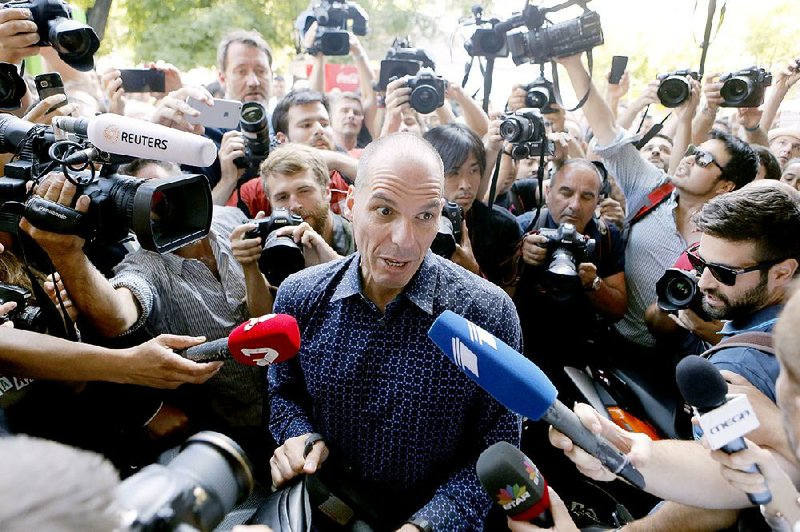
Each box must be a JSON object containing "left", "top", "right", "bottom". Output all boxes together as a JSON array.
[{"left": 269, "top": 251, "right": 522, "bottom": 530}]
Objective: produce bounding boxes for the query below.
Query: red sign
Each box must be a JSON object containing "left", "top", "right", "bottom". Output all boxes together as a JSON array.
[{"left": 305, "top": 63, "right": 360, "bottom": 93}]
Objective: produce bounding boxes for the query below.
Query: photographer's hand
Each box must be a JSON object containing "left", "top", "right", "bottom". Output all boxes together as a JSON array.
[
  {"left": 577, "top": 262, "right": 598, "bottom": 290},
  {"left": 521, "top": 233, "right": 548, "bottom": 267},
  {"left": 19, "top": 173, "right": 88, "bottom": 258},
  {"left": 0, "top": 8, "right": 40, "bottom": 64},
  {"left": 143, "top": 61, "right": 183, "bottom": 97},
  {"left": 0, "top": 300, "right": 16, "bottom": 328},
  {"left": 212, "top": 130, "right": 246, "bottom": 205},
  {"left": 667, "top": 309, "right": 722, "bottom": 344},
  {"left": 451, "top": 220, "right": 481, "bottom": 275},
  {"left": 274, "top": 222, "right": 341, "bottom": 267},
  {"left": 598, "top": 197, "right": 625, "bottom": 231},
  {"left": 151, "top": 86, "right": 212, "bottom": 135},
  {"left": 22, "top": 94, "right": 76, "bottom": 125},
  {"left": 44, "top": 272, "right": 78, "bottom": 323},
  {"left": 230, "top": 212, "right": 274, "bottom": 316},
  {"left": 100, "top": 68, "right": 126, "bottom": 115},
  {"left": 380, "top": 76, "right": 412, "bottom": 137},
  {"left": 506, "top": 84, "right": 527, "bottom": 113}
]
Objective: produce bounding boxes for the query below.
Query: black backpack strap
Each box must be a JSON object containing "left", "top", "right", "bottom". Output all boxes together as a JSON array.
[{"left": 701, "top": 331, "right": 775, "bottom": 359}]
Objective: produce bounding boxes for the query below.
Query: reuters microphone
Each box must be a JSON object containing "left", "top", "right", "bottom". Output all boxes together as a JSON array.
[
  {"left": 53, "top": 114, "right": 218, "bottom": 167},
  {"left": 676, "top": 355, "right": 771, "bottom": 505},
  {"left": 477, "top": 441, "right": 553, "bottom": 526},
  {"left": 428, "top": 310, "right": 645, "bottom": 490},
  {"left": 183, "top": 314, "right": 300, "bottom": 366}
]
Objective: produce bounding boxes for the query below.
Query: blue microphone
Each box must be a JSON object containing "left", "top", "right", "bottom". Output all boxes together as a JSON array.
[{"left": 428, "top": 310, "right": 646, "bottom": 490}]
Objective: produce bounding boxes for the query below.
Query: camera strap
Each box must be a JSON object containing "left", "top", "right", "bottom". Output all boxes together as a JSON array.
[{"left": 550, "top": 51, "right": 594, "bottom": 112}]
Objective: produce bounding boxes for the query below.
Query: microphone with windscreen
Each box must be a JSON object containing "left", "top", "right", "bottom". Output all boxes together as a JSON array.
[
  {"left": 428, "top": 310, "right": 645, "bottom": 490},
  {"left": 477, "top": 441, "right": 553, "bottom": 525},
  {"left": 676, "top": 355, "right": 771, "bottom": 505},
  {"left": 183, "top": 314, "right": 300, "bottom": 367}
]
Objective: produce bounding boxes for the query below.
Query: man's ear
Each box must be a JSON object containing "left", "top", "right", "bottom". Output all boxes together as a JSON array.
[
  {"left": 345, "top": 184, "right": 355, "bottom": 213},
  {"left": 716, "top": 179, "right": 735, "bottom": 195},
  {"left": 275, "top": 132, "right": 287, "bottom": 144},
  {"left": 324, "top": 180, "right": 332, "bottom": 203},
  {"left": 771, "top": 258, "right": 799, "bottom": 287}
]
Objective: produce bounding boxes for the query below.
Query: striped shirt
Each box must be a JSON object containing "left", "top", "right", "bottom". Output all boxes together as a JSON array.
[
  {"left": 111, "top": 207, "right": 264, "bottom": 427},
  {"left": 593, "top": 130, "right": 689, "bottom": 347}
]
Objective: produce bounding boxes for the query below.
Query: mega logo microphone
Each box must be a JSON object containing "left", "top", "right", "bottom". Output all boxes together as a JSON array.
[
  {"left": 183, "top": 314, "right": 301, "bottom": 366},
  {"left": 52, "top": 114, "right": 218, "bottom": 167},
  {"left": 676, "top": 355, "right": 771, "bottom": 505},
  {"left": 428, "top": 310, "right": 646, "bottom": 490},
  {"left": 477, "top": 441, "right": 553, "bottom": 525}
]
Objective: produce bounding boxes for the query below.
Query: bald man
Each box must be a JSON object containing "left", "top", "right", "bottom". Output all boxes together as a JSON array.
[{"left": 267, "top": 133, "right": 522, "bottom": 531}]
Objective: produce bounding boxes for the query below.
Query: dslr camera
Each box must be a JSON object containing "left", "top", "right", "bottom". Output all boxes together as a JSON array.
[
  {"left": 431, "top": 201, "right": 464, "bottom": 259},
  {"left": 116, "top": 431, "right": 253, "bottom": 532},
  {"left": 507, "top": 10, "right": 604, "bottom": 65},
  {"left": 657, "top": 69, "right": 700, "bottom": 108},
  {"left": 406, "top": 67, "right": 446, "bottom": 114},
  {"left": 0, "top": 283, "right": 46, "bottom": 332},
  {"left": 499, "top": 108, "right": 554, "bottom": 160},
  {"left": 298, "top": 0, "right": 368, "bottom": 56},
  {"left": 0, "top": 0, "right": 99, "bottom": 71},
  {"left": 0, "top": 115, "right": 212, "bottom": 254},
  {"left": 719, "top": 67, "right": 772, "bottom": 108},
  {"left": 378, "top": 37, "right": 435, "bottom": 91},
  {"left": 234, "top": 102, "right": 270, "bottom": 177},
  {"left": 537, "top": 222, "right": 595, "bottom": 301},
  {"left": 246, "top": 208, "right": 305, "bottom": 286},
  {"left": 0, "top": 62, "right": 27, "bottom": 109},
  {"left": 524, "top": 75, "right": 557, "bottom": 114},
  {"left": 656, "top": 268, "right": 710, "bottom": 320}
]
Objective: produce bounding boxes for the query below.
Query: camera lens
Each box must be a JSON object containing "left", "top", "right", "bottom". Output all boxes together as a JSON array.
[
  {"left": 664, "top": 276, "right": 695, "bottom": 307},
  {"left": 656, "top": 268, "right": 700, "bottom": 312},
  {"left": 478, "top": 30, "right": 506, "bottom": 55},
  {"left": 525, "top": 87, "right": 549, "bottom": 109},
  {"left": 720, "top": 77, "right": 752, "bottom": 106},
  {"left": 259, "top": 234, "right": 305, "bottom": 286},
  {"left": 47, "top": 18, "right": 100, "bottom": 72},
  {"left": 410, "top": 85, "right": 439, "bottom": 114},
  {"left": 499, "top": 117, "right": 525, "bottom": 143},
  {"left": 658, "top": 77, "right": 690, "bottom": 108},
  {"left": 0, "top": 64, "right": 27, "bottom": 109}
]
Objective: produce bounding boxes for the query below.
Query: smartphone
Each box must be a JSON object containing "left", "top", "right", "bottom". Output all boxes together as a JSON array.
[
  {"left": 185, "top": 97, "right": 243, "bottom": 129},
  {"left": 608, "top": 55, "right": 629, "bottom": 84},
  {"left": 119, "top": 68, "right": 166, "bottom": 93},
  {"left": 34, "top": 72, "right": 68, "bottom": 111}
]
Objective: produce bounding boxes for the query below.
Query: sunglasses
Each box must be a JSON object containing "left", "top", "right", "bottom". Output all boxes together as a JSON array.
[
  {"left": 684, "top": 145, "right": 725, "bottom": 172},
  {"left": 686, "top": 249, "right": 782, "bottom": 286}
]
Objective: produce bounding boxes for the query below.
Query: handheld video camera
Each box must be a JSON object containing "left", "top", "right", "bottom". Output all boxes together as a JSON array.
[
  {"left": 378, "top": 37, "right": 435, "bottom": 91},
  {"left": 657, "top": 69, "right": 700, "bottom": 108},
  {"left": 537, "top": 222, "right": 595, "bottom": 301},
  {"left": 431, "top": 201, "right": 464, "bottom": 259},
  {"left": 524, "top": 75, "right": 557, "bottom": 114},
  {"left": 0, "top": 115, "right": 212, "bottom": 254},
  {"left": 0, "top": 63, "right": 27, "bottom": 110},
  {"left": 464, "top": 5, "right": 509, "bottom": 59},
  {"left": 0, "top": 283, "right": 46, "bottom": 332},
  {"left": 0, "top": 0, "right": 99, "bottom": 72},
  {"left": 719, "top": 67, "right": 772, "bottom": 108},
  {"left": 116, "top": 431, "right": 253, "bottom": 532},
  {"left": 656, "top": 268, "right": 710, "bottom": 321},
  {"left": 500, "top": 108, "right": 554, "bottom": 160},
  {"left": 246, "top": 208, "right": 304, "bottom": 286},
  {"left": 298, "top": 0, "right": 369, "bottom": 56},
  {"left": 234, "top": 102, "right": 270, "bottom": 177},
  {"left": 405, "top": 68, "right": 446, "bottom": 115},
  {"left": 507, "top": 9, "right": 604, "bottom": 65}
]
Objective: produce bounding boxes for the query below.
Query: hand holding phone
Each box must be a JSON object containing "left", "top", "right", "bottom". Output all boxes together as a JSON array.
[
  {"left": 609, "top": 56, "right": 629, "bottom": 85},
  {"left": 35, "top": 72, "right": 68, "bottom": 113},
  {"left": 185, "top": 97, "right": 242, "bottom": 129}
]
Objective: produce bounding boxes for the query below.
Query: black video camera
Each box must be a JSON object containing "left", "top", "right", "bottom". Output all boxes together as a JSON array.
[
  {"left": 524, "top": 75, "right": 557, "bottom": 114},
  {"left": 0, "top": 283, "right": 46, "bottom": 332},
  {"left": 537, "top": 222, "right": 595, "bottom": 301},
  {"left": 298, "top": 0, "right": 369, "bottom": 56},
  {"left": 115, "top": 431, "right": 253, "bottom": 532},
  {"left": 657, "top": 69, "right": 700, "bottom": 108},
  {"left": 719, "top": 67, "right": 772, "bottom": 108},
  {"left": 0, "top": 0, "right": 99, "bottom": 72},
  {"left": 246, "top": 208, "right": 304, "bottom": 286},
  {"left": 507, "top": 10, "right": 604, "bottom": 65},
  {"left": 431, "top": 201, "right": 463, "bottom": 259},
  {"left": 500, "top": 108, "right": 554, "bottom": 160},
  {"left": 406, "top": 68, "right": 446, "bottom": 114},
  {"left": 656, "top": 268, "right": 710, "bottom": 321},
  {"left": 234, "top": 102, "right": 270, "bottom": 177},
  {"left": 464, "top": 4, "right": 508, "bottom": 58},
  {"left": 378, "top": 37, "right": 435, "bottom": 91},
  {"left": 0, "top": 63, "right": 27, "bottom": 110},
  {"left": 0, "top": 115, "right": 212, "bottom": 254}
]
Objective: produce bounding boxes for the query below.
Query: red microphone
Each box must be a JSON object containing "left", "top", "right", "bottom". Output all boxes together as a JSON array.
[{"left": 183, "top": 314, "right": 300, "bottom": 366}]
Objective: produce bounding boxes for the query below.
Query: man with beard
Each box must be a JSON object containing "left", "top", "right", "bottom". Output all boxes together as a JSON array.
[
  {"left": 638, "top": 133, "right": 673, "bottom": 172},
  {"left": 769, "top": 127, "right": 800, "bottom": 170},
  {"left": 230, "top": 144, "right": 355, "bottom": 316}
]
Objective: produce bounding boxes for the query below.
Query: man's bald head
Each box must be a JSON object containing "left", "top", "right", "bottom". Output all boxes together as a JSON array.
[{"left": 355, "top": 133, "right": 444, "bottom": 195}]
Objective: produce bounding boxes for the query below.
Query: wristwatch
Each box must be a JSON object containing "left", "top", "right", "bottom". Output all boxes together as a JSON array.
[
  {"left": 406, "top": 517, "right": 433, "bottom": 532},
  {"left": 590, "top": 276, "right": 602, "bottom": 291}
]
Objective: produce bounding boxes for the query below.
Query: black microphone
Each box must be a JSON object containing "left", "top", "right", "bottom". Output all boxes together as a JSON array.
[
  {"left": 676, "top": 355, "right": 771, "bottom": 505},
  {"left": 477, "top": 441, "right": 553, "bottom": 525}
]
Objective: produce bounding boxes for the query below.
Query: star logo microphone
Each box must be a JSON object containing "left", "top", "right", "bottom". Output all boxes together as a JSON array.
[
  {"left": 676, "top": 355, "right": 771, "bottom": 505},
  {"left": 428, "top": 310, "right": 645, "bottom": 490},
  {"left": 183, "top": 314, "right": 300, "bottom": 366},
  {"left": 477, "top": 441, "right": 553, "bottom": 525}
]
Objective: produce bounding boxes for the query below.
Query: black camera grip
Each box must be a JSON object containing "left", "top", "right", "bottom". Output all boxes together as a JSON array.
[{"left": 23, "top": 197, "right": 91, "bottom": 237}]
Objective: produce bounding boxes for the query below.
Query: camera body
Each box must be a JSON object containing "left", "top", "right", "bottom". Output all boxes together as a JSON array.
[
  {"left": 656, "top": 268, "right": 710, "bottom": 320},
  {"left": 657, "top": 69, "right": 700, "bottom": 108},
  {"left": 431, "top": 201, "right": 464, "bottom": 259},
  {"left": 116, "top": 431, "right": 253, "bottom": 532},
  {"left": 301, "top": 0, "right": 368, "bottom": 56},
  {"left": 466, "top": 27, "right": 509, "bottom": 58},
  {"left": 378, "top": 38, "right": 435, "bottom": 91},
  {"left": 0, "top": 283, "right": 46, "bottom": 332},
  {"left": 246, "top": 208, "right": 305, "bottom": 287},
  {"left": 524, "top": 75, "right": 557, "bottom": 114},
  {"left": 507, "top": 10, "right": 604, "bottom": 65},
  {"left": 0, "top": 62, "right": 27, "bottom": 109},
  {"left": 719, "top": 67, "right": 772, "bottom": 108},
  {"left": 234, "top": 102, "right": 270, "bottom": 177},
  {"left": 537, "top": 223, "right": 595, "bottom": 301},
  {"left": 406, "top": 68, "right": 446, "bottom": 114},
  {"left": 0, "top": 0, "right": 99, "bottom": 71},
  {"left": 499, "top": 108, "right": 554, "bottom": 160}
]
